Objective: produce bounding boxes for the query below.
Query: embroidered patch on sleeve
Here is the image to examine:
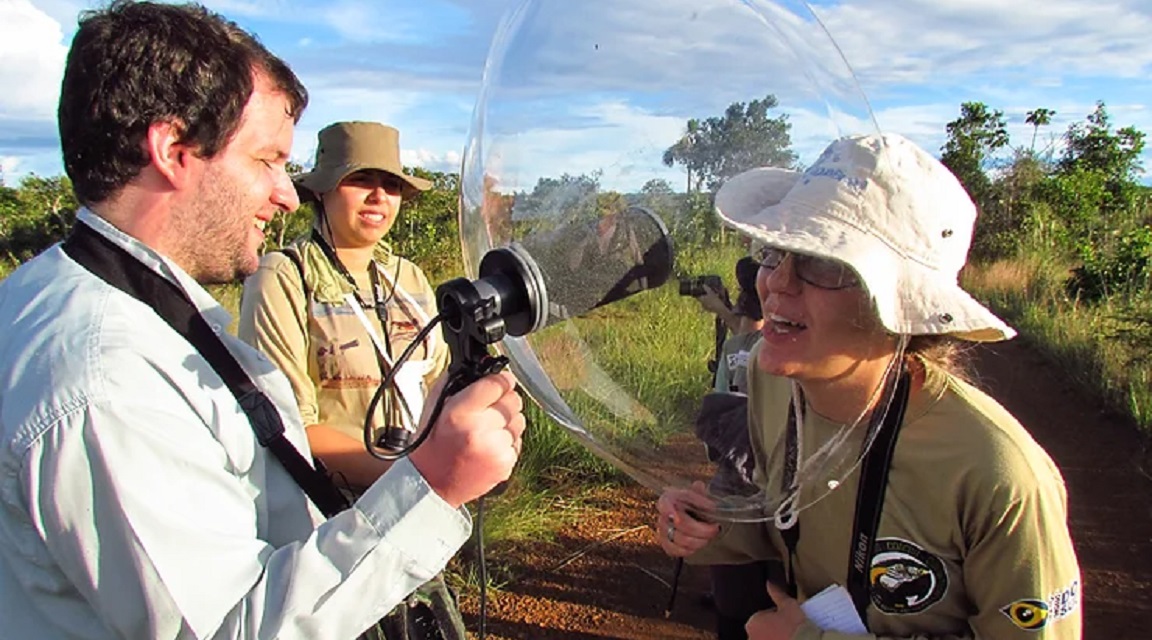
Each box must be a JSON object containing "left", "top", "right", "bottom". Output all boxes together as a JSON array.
[{"left": 1001, "top": 580, "right": 1080, "bottom": 630}]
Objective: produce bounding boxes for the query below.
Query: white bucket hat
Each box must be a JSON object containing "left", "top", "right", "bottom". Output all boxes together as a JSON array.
[{"left": 714, "top": 132, "right": 1014, "bottom": 342}]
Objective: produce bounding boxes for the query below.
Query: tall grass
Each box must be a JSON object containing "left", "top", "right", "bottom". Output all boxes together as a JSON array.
[
  {"left": 964, "top": 254, "right": 1152, "bottom": 430},
  {"left": 478, "top": 241, "right": 747, "bottom": 540}
]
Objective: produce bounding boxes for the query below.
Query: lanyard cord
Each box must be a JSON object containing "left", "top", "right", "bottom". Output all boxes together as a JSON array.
[
  {"left": 310, "top": 227, "right": 397, "bottom": 321},
  {"left": 777, "top": 362, "right": 912, "bottom": 627},
  {"left": 310, "top": 229, "right": 429, "bottom": 362},
  {"left": 308, "top": 227, "right": 427, "bottom": 449}
]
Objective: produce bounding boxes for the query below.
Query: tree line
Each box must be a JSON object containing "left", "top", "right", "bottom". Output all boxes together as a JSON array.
[
  {"left": 2, "top": 97, "right": 1148, "bottom": 301},
  {"left": 940, "top": 100, "right": 1148, "bottom": 301}
]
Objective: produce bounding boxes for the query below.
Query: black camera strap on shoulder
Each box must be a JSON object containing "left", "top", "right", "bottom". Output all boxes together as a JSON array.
[
  {"left": 778, "top": 366, "right": 911, "bottom": 628},
  {"left": 62, "top": 223, "right": 350, "bottom": 518}
]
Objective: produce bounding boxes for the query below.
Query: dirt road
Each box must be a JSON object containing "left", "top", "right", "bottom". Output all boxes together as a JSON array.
[{"left": 457, "top": 340, "right": 1152, "bottom": 639}]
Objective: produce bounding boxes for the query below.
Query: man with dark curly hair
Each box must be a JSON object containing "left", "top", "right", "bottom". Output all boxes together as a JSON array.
[{"left": 0, "top": 3, "right": 525, "bottom": 638}]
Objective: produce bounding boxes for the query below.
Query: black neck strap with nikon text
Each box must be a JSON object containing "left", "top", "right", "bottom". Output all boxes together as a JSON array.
[
  {"left": 62, "top": 222, "right": 350, "bottom": 518},
  {"left": 778, "top": 366, "right": 912, "bottom": 628}
]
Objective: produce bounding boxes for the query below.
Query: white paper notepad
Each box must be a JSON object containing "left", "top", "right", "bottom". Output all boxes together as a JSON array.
[{"left": 799, "top": 584, "right": 868, "bottom": 634}]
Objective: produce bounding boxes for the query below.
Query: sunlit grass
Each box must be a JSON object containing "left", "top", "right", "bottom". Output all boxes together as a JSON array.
[
  {"left": 207, "top": 283, "right": 245, "bottom": 335},
  {"left": 965, "top": 254, "right": 1152, "bottom": 431},
  {"left": 196, "top": 243, "right": 744, "bottom": 552}
]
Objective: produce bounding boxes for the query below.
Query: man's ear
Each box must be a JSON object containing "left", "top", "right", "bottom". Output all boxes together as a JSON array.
[{"left": 145, "top": 120, "right": 197, "bottom": 189}]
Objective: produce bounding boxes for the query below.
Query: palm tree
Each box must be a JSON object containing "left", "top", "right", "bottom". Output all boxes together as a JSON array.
[
  {"left": 1026, "top": 108, "right": 1056, "bottom": 152},
  {"left": 663, "top": 119, "right": 701, "bottom": 193}
]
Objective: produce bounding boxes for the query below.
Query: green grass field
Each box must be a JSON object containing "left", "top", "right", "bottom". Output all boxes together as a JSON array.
[{"left": 965, "top": 255, "right": 1152, "bottom": 430}]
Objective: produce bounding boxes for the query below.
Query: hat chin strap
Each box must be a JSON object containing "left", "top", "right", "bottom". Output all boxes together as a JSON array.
[{"left": 773, "top": 334, "right": 910, "bottom": 525}]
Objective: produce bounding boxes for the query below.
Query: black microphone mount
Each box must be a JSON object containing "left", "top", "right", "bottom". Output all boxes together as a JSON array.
[{"left": 436, "top": 243, "right": 547, "bottom": 392}]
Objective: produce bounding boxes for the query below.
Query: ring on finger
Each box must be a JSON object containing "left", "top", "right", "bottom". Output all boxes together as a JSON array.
[{"left": 666, "top": 522, "right": 676, "bottom": 543}]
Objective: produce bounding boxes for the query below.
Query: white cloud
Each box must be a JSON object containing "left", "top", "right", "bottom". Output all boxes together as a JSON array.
[
  {"left": 1, "top": 156, "right": 22, "bottom": 178},
  {"left": 0, "top": 0, "right": 68, "bottom": 117},
  {"left": 815, "top": 0, "right": 1152, "bottom": 89},
  {"left": 22, "top": 0, "right": 83, "bottom": 28},
  {"left": 474, "top": 99, "right": 703, "bottom": 193},
  {"left": 0, "top": 148, "right": 61, "bottom": 183},
  {"left": 4, "top": 0, "right": 1150, "bottom": 183},
  {"left": 402, "top": 148, "right": 462, "bottom": 173}
]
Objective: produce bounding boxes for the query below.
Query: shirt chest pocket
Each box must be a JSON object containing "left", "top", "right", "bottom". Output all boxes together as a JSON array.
[{"left": 307, "top": 300, "right": 382, "bottom": 386}]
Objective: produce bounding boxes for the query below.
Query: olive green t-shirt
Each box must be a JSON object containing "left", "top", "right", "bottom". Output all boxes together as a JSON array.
[{"left": 690, "top": 348, "right": 1082, "bottom": 639}]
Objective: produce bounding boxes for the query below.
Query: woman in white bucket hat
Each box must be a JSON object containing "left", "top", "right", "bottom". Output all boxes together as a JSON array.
[{"left": 657, "top": 133, "right": 1081, "bottom": 639}]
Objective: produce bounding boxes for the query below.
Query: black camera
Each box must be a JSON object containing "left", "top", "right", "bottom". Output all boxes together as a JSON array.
[{"left": 679, "top": 274, "right": 724, "bottom": 298}]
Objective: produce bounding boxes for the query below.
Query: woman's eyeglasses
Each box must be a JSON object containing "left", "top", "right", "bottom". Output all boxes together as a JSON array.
[{"left": 753, "top": 246, "right": 860, "bottom": 290}]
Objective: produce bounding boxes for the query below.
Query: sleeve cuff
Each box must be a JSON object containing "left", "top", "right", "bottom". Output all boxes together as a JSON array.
[
  {"left": 354, "top": 458, "right": 473, "bottom": 574},
  {"left": 687, "top": 521, "right": 778, "bottom": 566}
]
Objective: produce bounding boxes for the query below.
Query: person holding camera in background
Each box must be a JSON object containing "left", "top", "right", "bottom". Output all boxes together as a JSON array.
[
  {"left": 691, "top": 271, "right": 745, "bottom": 336},
  {"left": 0, "top": 3, "right": 524, "bottom": 638},
  {"left": 658, "top": 133, "right": 1080, "bottom": 639},
  {"left": 713, "top": 257, "right": 766, "bottom": 395},
  {"left": 693, "top": 256, "right": 783, "bottom": 640},
  {"left": 238, "top": 120, "right": 464, "bottom": 640}
]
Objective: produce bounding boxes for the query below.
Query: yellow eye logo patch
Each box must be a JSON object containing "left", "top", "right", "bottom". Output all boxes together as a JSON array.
[{"left": 1001, "top": 599, "right": 1050, "bottom": 630}]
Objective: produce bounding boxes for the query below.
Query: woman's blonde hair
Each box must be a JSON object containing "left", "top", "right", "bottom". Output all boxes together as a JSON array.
[{"left": 905, "top": 335, "right": 973, "bottom": 384}]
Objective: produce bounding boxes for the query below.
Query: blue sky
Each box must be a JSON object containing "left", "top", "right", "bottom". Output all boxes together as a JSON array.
[{"left": 2, "top": 0, "right": 1150, "bottom": 191}]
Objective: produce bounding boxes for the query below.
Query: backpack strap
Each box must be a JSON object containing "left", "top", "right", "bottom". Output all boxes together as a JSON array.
[{"left": 277, "top": 245, "right": 311, "bottom": 303}]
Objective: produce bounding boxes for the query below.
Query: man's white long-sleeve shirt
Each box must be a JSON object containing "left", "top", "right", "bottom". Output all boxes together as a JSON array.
[{"left": 0, "top": 211, "right": 471, "bottom": 639}]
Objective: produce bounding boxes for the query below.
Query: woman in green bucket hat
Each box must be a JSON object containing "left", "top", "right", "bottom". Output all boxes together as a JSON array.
[{"left": 239, "top": 121, "right": 463, "bottom": 640}]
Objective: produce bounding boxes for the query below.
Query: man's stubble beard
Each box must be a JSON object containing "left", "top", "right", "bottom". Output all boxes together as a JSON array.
[{"left": 170, "top": 166, "right": 261, "bottom": 285}]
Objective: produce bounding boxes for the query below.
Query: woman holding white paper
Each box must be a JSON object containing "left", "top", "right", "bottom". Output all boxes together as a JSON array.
[{"left": 656, "top": 133, "right": 1081, "bottom": 639}]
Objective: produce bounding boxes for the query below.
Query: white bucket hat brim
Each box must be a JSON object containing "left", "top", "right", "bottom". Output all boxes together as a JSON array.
[{"left": 714, "top": 135, "right": 1015, "bottom": 342}]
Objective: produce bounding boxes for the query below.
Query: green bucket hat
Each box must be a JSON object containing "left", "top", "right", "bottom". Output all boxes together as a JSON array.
[{"left": 295, "top": 121, "right": 432, "bottom": 202}]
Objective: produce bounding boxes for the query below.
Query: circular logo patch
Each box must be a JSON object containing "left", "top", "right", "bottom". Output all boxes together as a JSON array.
[{"left": 869, "top": 538, "right": 948, "bottom": 614}]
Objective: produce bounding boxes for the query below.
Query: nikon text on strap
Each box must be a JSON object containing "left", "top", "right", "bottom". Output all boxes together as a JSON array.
[
  {"left": 62, "top": 222, "right": 350, "bottom": 518},
  {"left": 778, "top": 365, "right": 912, "bottom": 628}
]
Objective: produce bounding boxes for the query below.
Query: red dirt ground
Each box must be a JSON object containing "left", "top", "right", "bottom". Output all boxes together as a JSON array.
[{"left": 455, "top": 339, "right": 1152, "bottom": 639}]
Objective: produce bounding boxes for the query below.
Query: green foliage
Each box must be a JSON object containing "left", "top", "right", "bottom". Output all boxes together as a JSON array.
[
  {"left": 1025, "top": 108, "right": 1057, "bottom": 152},
  {"left": 1059, "top": 101, "right": 1146, "bottom": 182},
  {"left": 631, "top": 179, "right": 678, "bottom": 231},
  {"left": 960, "top": 101, "right": 1150, "bottom": 306},
  {"left": 668, "top": 190, "right": 722, "bottom": 248},
  {"left": 514, "top": 172, "right": 602, "bottom": 228},
  {"left": 965, "top": 255, "right": 1152, "bottom": 432},
  {"left": 961, "top": 100, "right": 1152, "bottom": 435},
  {"left": 971, "top": 150, "right": 1053, "bottom": 259},
  {"left": 0, "top": 175, "right": 80, "bottom": 262},
  {"left": 1067, "top": 226, "right": 1152, "bottom": 301},
  {"left": 1034, "top": 165, "right": 1112, "bottom": 243},
  {"left": 1042, "top": 103, "right": 1149, "bottom": 299},
  {"left": 663, "top": 94, "right": 797, "bottom": 192},
  {"left": 389, "top": 168, "right": 462, "bottom": 281},
  {"left": 940, "top": 101, "right": 1009, "bottom": 210}
]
